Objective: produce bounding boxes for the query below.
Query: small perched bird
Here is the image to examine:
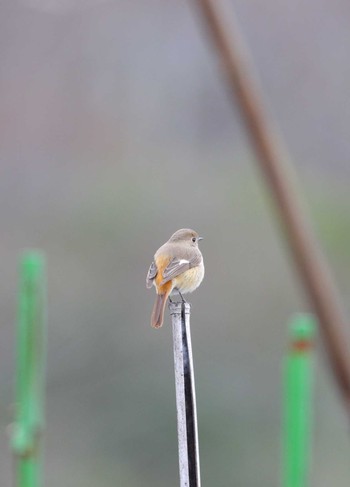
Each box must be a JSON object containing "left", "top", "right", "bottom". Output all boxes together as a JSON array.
[{"left": 146, "top": 228, "right": 205, "bottom": 328}]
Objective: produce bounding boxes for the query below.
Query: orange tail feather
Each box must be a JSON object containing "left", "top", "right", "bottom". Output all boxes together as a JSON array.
[{"left": 151, "top": 290, "right": 171, "bottom": 328}]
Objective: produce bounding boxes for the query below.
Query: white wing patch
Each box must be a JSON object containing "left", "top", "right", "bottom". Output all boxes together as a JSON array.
[{"left": 160, "top": 254, "right": 202, "bottom": 285}]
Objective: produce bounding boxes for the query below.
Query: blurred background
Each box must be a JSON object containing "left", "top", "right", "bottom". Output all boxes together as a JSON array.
[{"left": 1, "top": 0, "right": 350, "bottom": 485}]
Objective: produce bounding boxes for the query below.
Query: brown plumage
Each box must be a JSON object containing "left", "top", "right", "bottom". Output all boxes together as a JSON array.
[{"left": 146, "top": 229, "right": 205, "bottom": 328}]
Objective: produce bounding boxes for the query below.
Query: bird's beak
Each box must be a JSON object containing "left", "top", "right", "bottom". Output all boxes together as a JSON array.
[{"left": 198, "top": 236, "right": 203, "bottom": 241}]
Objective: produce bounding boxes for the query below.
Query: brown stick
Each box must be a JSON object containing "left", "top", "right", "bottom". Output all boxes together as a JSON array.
[{"left": 191, "top": 0, "right": 350, "bottom": 413}]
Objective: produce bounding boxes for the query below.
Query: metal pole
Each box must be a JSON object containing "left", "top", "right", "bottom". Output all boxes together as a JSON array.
[
  {"left": 11, "top": 251, "right": 47, "bottom": 487},
  {"left": 283, "top": 314, "right": 316, "bottom": 487},
  {"left": 169, "top": 302, "right": 201, "bottom": 487}
]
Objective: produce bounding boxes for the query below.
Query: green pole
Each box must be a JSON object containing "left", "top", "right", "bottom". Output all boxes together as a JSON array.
[
  {"left": 11, "top": 252, "right": 47, "bottom": 487},
  {"left": 282, "top": 314, "right": 316, "bottom": 487}
]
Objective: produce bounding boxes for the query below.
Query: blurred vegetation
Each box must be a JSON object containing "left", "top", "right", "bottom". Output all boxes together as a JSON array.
[{"left": 1, "top": 1, "right": 350, "bottom": 486}]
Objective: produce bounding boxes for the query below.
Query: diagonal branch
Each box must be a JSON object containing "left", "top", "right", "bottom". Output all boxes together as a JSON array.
[{"left": 191, "top": 0, "right": 350, "bottom": 415}]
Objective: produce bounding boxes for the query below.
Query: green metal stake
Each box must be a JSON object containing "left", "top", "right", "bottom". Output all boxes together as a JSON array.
[
  {"left": 11, "top": 252, "right": 47, "bottom": 487},
  {"left": 282, "top": 314, "right": 316, "bottom": 487}
]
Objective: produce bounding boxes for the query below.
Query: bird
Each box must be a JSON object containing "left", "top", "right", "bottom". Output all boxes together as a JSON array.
[{"left": 146, "top": 228, "right": 205, "bottom": 328}]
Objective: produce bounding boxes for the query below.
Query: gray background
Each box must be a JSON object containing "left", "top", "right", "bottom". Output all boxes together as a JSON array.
[{"left": 1, "top": 0, "right": 350, "bottom": 485}]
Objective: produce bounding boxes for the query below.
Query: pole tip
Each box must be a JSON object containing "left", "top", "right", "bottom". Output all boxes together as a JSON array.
[
  {"left": 168, "top": 301, "right": 191, "bottom": 315},
  {"left": 20, "top": 250, "right": 45, "bottom": 276},
  {"left": 288, "top": 313, "right": 317, "bottom": 342}
]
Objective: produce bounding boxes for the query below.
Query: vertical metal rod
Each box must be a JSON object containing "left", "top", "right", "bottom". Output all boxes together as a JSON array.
[
  {"left": 283, "top": 314, "right": 316, "bottom": 487},
  {"left": 11, "top": 251, "right": 47, "bottom": 487},
  {"left": 169, "top": 302, "right": 201, "bottom": 487}
]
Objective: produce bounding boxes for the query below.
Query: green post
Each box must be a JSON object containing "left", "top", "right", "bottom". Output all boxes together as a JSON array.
[
  {"left": 11, "top": 252, "right": 47, "bottom": 487},
  {"left": 282, "top": 314, "right": 316, "bottom": 487}
]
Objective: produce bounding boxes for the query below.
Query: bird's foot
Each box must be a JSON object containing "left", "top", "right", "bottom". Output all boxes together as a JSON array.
[{"left": 177, "top": 290, "right": 186, "bottom": 304}]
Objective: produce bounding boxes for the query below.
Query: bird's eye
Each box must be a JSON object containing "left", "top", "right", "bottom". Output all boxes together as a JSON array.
[{"left": 192, "top": 237, "right": 196, "bottom": 243}]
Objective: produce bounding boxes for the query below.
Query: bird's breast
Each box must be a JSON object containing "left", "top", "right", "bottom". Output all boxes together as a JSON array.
[{"left": 173, "top": 263, "right": 205, "bottom": 294}]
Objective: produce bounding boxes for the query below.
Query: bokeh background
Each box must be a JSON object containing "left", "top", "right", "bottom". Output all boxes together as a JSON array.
[{"left": 1, "top": 0, "right": 350, "bottom": 485}]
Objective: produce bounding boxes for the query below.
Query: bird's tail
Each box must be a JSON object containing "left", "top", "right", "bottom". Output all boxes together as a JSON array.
[{"left": 151, "top": 289, "right": 171, "bottom": 328}]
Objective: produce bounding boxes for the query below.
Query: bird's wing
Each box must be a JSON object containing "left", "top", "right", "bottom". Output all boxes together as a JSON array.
[
  {"left": 161, "top": 254, "right": 202, "bottom": 285},
  {"left": 146, "top": 261, "right": 158, "bottom": 288}
]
